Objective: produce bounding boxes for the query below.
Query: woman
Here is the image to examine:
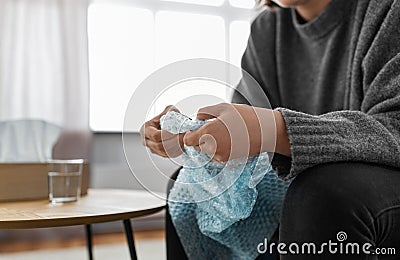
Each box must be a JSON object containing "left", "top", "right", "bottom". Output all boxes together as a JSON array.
[{"left": 141, "top": 0, "right": 400, "bottom": 259}]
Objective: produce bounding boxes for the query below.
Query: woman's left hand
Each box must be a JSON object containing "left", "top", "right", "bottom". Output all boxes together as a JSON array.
[{"left": 183, "top": 103, "right": 291, "bottom": 162}]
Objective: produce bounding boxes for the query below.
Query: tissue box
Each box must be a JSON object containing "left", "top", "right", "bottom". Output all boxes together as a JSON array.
[{"left": 0, "top": 163, "right": 89, "bottom": 202}]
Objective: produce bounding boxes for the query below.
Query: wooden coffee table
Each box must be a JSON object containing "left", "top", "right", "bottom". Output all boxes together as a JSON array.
[{"left": 0, "top": 189, "right": 166, "bottom": 260}]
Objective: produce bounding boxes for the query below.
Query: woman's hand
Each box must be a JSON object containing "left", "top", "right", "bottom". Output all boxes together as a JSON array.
[
  {"left": 184, "top": 103, "right": 291, "bottom": 161},
  {"left": 140, "top": 105, "right": 185, "bottom": 158}
]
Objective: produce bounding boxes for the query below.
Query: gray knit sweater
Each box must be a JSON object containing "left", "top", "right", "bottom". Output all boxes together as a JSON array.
[{"left": 232, "top": 0, "right": 400, "bottom": 179}]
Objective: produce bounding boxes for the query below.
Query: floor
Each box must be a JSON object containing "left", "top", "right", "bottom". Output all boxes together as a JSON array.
[{"left": 0, "top": 229, "right": 165, "bottom": 259}]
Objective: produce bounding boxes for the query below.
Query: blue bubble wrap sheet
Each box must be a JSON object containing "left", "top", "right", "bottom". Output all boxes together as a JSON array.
[{"left": 160, "top": 111, "right": 291, "bottom": 259}]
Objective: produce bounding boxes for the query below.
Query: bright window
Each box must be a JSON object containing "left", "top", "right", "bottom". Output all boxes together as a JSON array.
[
  {"left": 88, "top": 4, "right": 154, "bottom": 132},
  {"left": 161, "top": 0, "right": 224, "bottom": 6},
  {"left": 229, "top": 0, "right": 255, "bottom": 9},
  {"left": 88, "top": 0, "right": 254, "bottom": 132},
  {"left": 155, "top": 11, "right": 225, "bottom": 68}
]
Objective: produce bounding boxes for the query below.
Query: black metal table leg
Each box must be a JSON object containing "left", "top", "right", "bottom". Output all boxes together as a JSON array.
[
  {"left": 123, "top": 219, "right": 138, "bottom": 260},
  {"left": 85, "top": 224, "right": 94, "bottom": 260}
]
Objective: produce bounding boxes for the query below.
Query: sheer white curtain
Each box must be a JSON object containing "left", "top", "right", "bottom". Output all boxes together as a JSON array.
[{"left": 0, "top": 0, "right": 89, "bottom": 130}]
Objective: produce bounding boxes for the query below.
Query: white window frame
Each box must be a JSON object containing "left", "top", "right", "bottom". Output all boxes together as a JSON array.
[{"left": 88, "top": 0, "right": 256, "bottom": 132}]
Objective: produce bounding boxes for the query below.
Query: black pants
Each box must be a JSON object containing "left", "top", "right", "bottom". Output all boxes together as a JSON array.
[{"left": 166, "top": 162, "right": 400, "bottom": 259}]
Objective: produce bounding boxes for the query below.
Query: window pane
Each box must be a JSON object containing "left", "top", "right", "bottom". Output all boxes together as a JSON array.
[
  {"left": 229, "top": 0, "right": 255, "bottom": 9},
  {"left": 230, "top": 20, "right": 251, "bottom": 68},
  {"left": 152, "top": 79, "right": 228, "bottom": 119},
  {"left": 155, "top": 11, "right": 225, "bottom": 68},
  {"left": 88, "top": 4, "right": 154, "bottom": 131},
  {"left": 160, "top": 0, "right": 224, "bottom": 6}
]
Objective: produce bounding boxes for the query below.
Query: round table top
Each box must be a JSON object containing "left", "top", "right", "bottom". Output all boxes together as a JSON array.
[{"left": 0, "top": 189, "right": 166, "bottom": 229}]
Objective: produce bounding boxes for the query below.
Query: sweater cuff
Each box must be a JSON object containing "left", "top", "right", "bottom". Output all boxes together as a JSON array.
[{"left": 274, "top": 107, "right": 337, "bottom": 179}]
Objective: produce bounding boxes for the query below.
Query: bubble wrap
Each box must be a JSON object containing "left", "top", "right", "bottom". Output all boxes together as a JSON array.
[{"left": 161, "top": 111, "right": 291, "bottom": 259}]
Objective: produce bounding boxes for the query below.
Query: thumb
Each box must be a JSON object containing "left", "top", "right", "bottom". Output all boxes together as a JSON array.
[
  {"left": 158, "top": 105, "right": 179, "bottom": 118},
  {"left": 196, "top": 103, "right": 227, "bottom": 121},
  {"left": 183, "top": 129, "right": 203, "bottom": 147}
]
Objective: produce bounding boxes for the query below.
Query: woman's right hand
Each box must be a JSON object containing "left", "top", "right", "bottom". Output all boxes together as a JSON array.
[{"left": 140, "top": 105, "right": 185, "bottom": 158}]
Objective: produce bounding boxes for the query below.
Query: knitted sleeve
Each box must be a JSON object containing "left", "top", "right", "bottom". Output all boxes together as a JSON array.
[{"left": 277, "top": 1, "right": 400, "bottom": 179}]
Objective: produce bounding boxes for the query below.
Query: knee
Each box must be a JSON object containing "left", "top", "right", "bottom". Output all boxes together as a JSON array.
[
  {"left": 281, "top": 163, "right": 370, "bottom": 225},
  {"left": 285, "top": 163, "right": 355, "bottom": 203},
  {"left": 279, "top": 162, "right": 400, "bottom": 245}
]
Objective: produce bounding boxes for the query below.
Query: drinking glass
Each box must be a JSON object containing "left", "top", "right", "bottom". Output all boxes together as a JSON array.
[{"left": 48, "top": 159, "right": 84, "bottom": 203}]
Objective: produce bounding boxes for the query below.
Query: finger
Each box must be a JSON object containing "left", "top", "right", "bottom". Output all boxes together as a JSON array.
[
  {"left": 144, "top": 125, "right": 175, "bottom": 142},
  {"left": 193, "top": 145, "right": 201, "bottom": 152},
  {"left": 199, "top": 130, "right": 217, "bottom": 155},
  {"left": 141, "top": 105, "right": 180, "bottom": 137},
  {"left": 183, "top": 129, "right": 204, "bottom": 147},
  {"left": 163, "top": 105, "right": 180, "bottom": 113},
  {"left": 196, "top": 103, "right": 228, "bottom": 121},
  {"left": 211, "top": 154, "right": 225, "bottom": 162},
  {"left": 145, "top": 138, "right": 165, "bottom": 153},
  {"left": 164, "top": 133, "right": 185, "bottom": 158},
  {"left": 145, "top": 134, "right": 184, "bottom": 158},
  {"left": 177, "top": 132, "right": 185, "bottom": 147},
  {"left": 140, "top": 116, "right": 161, "bottom": 142},
  {"left": 149, "top": 148, "right": 168, "bottom": 158},
  {"left": 156, "top": 105, "right": 180, "bottom": 120},
  {"left": 199, "top": 142, "right": 217, "bottom": 159},
  {"left": 143, "top": 125, "right": 162, "bottom": 142},
  {"left": 145, "top": 140, "right": 168, "bottom": 157},
  {"left": 160, "top": 130, "right": 176, "bottom": 141}
]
